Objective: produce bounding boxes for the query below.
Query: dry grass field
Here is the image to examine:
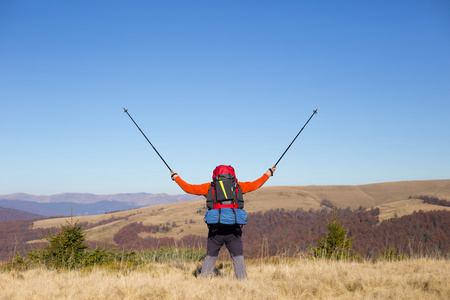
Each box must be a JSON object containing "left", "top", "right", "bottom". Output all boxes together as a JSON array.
[
  {"left": 1, "top": 257, "right": 448, "bottom": 299},
  {"left": 30, "top": 180, "right": 450, "bottom": 245}
]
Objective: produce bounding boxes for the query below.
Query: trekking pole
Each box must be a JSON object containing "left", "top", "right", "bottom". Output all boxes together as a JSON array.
[
  {"left": 274, "top": 109, "right": 318, "bottom": 167},
  {"left": 123, "top": 108, "right": 173, "bottom": 172}
]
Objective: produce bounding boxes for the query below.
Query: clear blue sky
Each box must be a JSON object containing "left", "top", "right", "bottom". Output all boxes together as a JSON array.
[{"left": 1, "top": 1, "right": 449, "bottom": 195}]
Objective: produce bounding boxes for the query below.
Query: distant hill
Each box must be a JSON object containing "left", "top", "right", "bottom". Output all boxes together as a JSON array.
[
  {"left": 31, "top": 179, "right": 450, "bottom": 246},
  {"left": 0, "top": 193, "right": 198, "bottom": 217},
  {"left": 0, "top": 207, "right": 43, "bottom": 222},
  {"left": 0, "top": 199, "right": 141, "bottom": 217},
  {"left": 0, "top": 192, "right": 198, "bottom": 205}
]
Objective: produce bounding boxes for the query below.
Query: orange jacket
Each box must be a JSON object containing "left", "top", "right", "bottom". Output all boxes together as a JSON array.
[{"left": 174, "top": 173, "right": 270, "bottom": 196}]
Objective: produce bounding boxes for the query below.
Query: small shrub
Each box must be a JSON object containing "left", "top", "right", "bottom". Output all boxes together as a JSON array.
[
  {"left": 141, "top": 247, "right": 206, "bottom": 263},
  {"left": 13, "top": 253, "right": 25, "bottom": 265},
  {"left": 28, "top": 220, "right": 89, "bottom": 269},
  {"left": 85, "top": 246, "right": 116, "bottom": 266},
  {"left": 376, "top": 247, "right": 408, "bottom": 262},
  {"left": 310, "top": 213, "right": 360, "bottom": 260},
  {"left": 27, "top": 220, "right": 113, "bottom": 269},
  {"left": 108, "top": 247, "right": 205, "bottom": 266}
]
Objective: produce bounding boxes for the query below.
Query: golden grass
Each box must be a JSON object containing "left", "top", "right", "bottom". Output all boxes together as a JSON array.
[
  {"left": 1, "top": 258, "right": 448, "bottom": 299},
  {"left": 377, "top": 198, "right": 450, "bottom": 221}
]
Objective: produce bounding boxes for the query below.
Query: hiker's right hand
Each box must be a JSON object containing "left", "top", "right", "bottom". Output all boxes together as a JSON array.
[
  {"left": 266, "top": 166, "right": 276, "bottom": 177},
  {"left": 170, "top": 171, "right": 179, "bottom": 181}
]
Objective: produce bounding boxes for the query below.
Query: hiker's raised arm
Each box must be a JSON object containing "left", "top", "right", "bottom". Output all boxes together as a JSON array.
[
  {"left": 171, "top": 172, "right": 210, "bottom": 196},
  {"left": 239, "top": 166, "right": 276, "bottom": 194}
]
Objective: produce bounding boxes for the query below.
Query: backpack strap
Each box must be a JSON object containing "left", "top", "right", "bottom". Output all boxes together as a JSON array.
[
  {"left": 206, "top": 182, "right": 215, "bottom": 209},
  {"left": 236, "top": 183, "right": 244, "bottom": 209}
]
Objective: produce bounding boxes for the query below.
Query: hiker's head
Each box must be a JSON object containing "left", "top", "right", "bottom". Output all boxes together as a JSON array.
[{"left": 212, "top": 165, "right": 236, "bottom": 180}]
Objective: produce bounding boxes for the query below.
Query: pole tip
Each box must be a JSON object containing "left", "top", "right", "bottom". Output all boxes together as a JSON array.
[
  {"left": 313, "top": 109, "right": 318, "bottom": 114},
  {"left": 123, "top": 107, "right": 128, "bottom": 113}
]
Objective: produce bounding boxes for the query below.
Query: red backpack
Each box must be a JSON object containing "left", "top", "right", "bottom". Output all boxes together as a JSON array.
[{"left": 206, "top": 165, "right": 244, "bottom": 210}]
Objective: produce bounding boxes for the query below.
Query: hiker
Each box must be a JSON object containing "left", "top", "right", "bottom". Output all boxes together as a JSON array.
[{"left": 171, "top": 165, "right": 275, "bottom": 279}]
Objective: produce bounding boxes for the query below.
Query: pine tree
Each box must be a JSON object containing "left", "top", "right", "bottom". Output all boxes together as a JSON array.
[
  {"left": 311, "top": 213, "right": 360, "bottom": 260},
  {"left": 29, "top": 220, "right": 89, "bottom": 269}
]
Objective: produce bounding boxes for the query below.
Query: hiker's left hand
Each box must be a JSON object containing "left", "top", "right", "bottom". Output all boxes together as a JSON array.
[{"left": 170, "top": 171, "right": 179, "bottom": 181}]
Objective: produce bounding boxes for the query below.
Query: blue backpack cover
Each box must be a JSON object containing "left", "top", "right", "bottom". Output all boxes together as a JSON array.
[{"left": 204, "top": 208, "right": 247, "bottom": 225}]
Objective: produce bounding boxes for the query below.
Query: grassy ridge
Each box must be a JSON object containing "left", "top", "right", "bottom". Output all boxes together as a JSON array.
[{"left": 31, "top": 180, "right": 450, "bottom": 245}]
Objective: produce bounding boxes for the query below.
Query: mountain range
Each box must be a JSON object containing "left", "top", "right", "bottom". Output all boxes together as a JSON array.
[{"left": 0, "top": 193, "right": 199, "bottom": 218}]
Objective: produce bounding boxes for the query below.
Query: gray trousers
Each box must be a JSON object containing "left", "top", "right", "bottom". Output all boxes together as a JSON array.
[
  {"left": 201, "top": 255, "right": 247, "bottom": 280},
  {"left": 201, "top": 226, "right": 247, "bottom": 279}
]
